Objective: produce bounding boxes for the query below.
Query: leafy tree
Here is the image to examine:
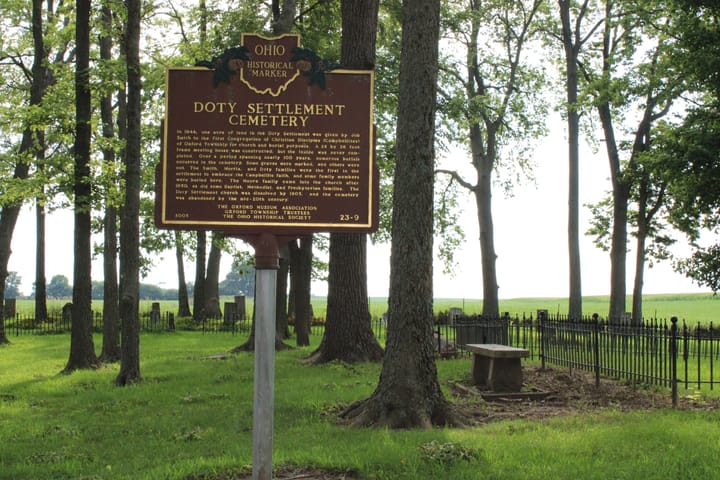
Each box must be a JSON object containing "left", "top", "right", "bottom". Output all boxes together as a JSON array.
[
  {"left": 66, "top": 0, "right": 98, "bottom": 372},
  {"left": 581, "top": 1, "right": 688, "bottom": 321},
  {"left": 308, "top": 0, "right": 383, "bottom": 364},
  {"left": 437, "top": 0, "right": 548, "bottom": 316},
  {"left": 116, "top": 0, "right": 142, "bottom": 385},
  {"left": 219, "top": 260, "right": 255, "bottom": 296},
  {"left": 47, "top": 274, "right": 72, "bottom": 298},
  {"left": 554, "top": 0, "right": 602, "bottom": 319},
  {"left": 342, "top": 0, "right": 462, "bottom": 428},
  {"left": 98, "top": 0, "right": 121, "bottom": 364},
  {"left": 4, "top": 272, "right": 22, "bottom": 299},
  {"left": 0, "top": 0, "right": 56, "bottom": 344}
]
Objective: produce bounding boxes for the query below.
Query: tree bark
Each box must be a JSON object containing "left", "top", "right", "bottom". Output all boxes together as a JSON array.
[
  {"left": 558, "top": 0, "right": 583, "bottom": 320},
  {"left": 175, "top": 232, "right": 192, "bottom": 317},
  {"left": 35, "top": 190, "right": 48, "bottom": 323},
  {"left": 472, "top": 126, "right": 499, "bottom": 316},
  {"left": 340, "top": 0, "right": 462, "bottom": 428},
  {"left": 275, "top": 246, "right": 290, "bottom": 340},
  {"left": 65, "top": 0, "right": 98, "bottom": 372},
  {"left": 193, "top": 230, "right": 206, "bottom": 322},
  {"left": 289, "top": 237, "right": 312, "bottom": 346},
  {"left": 204, "top": 231, "right": 223, "bottom": 318},
  {"left": 309, "top": 0, "right": 383, "bottom": 365},
  {"left": 116, "top": 0, "right": 142, "bottom": 385},
  {"left": 99, "top": 1, "right": 120, "bottom": 363}
]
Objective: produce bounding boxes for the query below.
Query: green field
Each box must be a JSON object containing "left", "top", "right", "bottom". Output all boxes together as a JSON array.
[
  {"left": 1, "top": 333, "right": 719, "bottom": 479},
  {"left": 11, "top": 292, "right": 720, "bottom": 324}
]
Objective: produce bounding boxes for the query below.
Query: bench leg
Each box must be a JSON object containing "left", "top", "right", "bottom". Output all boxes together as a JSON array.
[
  {"left": 487, "top": 358, "right": 523, "bottom": 392},
  {"left": 471, "top": 354, "right": 491, "bottom": 386}
]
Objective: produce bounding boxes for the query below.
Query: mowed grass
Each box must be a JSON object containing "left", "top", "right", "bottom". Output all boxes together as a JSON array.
[
  {"left": 13, "top": 292, "right": 720, "bottom": 324},
  {"left": 1, "top": 333, "right": 720, "bottom": 479}
]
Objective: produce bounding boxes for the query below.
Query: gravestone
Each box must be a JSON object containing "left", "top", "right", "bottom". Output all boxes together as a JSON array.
[
  {"left": 150, "top": 302, "right": 161, "bottom": 327},
  {"left": 224, "top": 302, "right": 238, "bottom": 327},
  {"left": 448, "top": 307, "right": 463, "bottom": 325},
  {"left": 234, "top": 295, "right": 246, "bottom": 320},
  {"left": 62, "top": 303, "right": 73, "bottom": 327},
  {"left": 3, "top": 298, "right": 16, "bottom": 318}
]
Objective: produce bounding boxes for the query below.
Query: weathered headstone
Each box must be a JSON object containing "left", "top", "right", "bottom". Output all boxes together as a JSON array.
[
  {"left": 224, "top": 302, "right": 238, "bottom": 327},
  {"left": 62, "top": 303, "right": 73, "bottom": 327},
  {"left": 150, "top": 302, "right": 161, "bottom": 328},
  {"left": 3, "top": 298, "right": 16, "bottom": 318},
  {"left": 234, "top": 295, "right": 246, "bottom": 320},
  {"left": 448, "top": 307, "right": 463, "bottom": 325}
]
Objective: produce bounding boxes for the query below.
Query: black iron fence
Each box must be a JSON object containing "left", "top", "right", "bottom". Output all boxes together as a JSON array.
[
  {"left": 4, "top": 310, "right": 253, "bottom": 335},
  {"left": 7, "top": 307, "right": 720, "bottom": 404},
  {"left": 431, "top": 313, "right": 720, "bottom": 405}
]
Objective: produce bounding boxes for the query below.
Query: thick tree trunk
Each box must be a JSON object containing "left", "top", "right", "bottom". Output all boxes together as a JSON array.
[
  {"left": 308, "top": 234, "right": 382, "bottom": 363},
  {"left": 116, "top": 0, "right": 142, "bottom": 385},
  {"left": 275, "top": 247, "right": 290, "bottom": 340},
  {"left": 35, "top": 193, "right": 48, "bottom": 323},
  {"left": 65, "top": 0, "right": 98, "bottom": 372},
  {"left": 474, "top": 137, "right": 499, "bottom": 317},
  {"left": 175, "top": 232, "right": 192, "bottom": 317},
  {"left": 309, "top": 0, "right": 383, "bottom": 365},
  {"left": 99, "top": 1, "right": 120, "bottom": 363},
  {"left": 341, "top": 0, "right": 463, "bottom": 428},
  {"left": 597, "top": 102, "right": 629, "bottom": 321},
  {"left": 193, "top": 230, "right": 206, "bottom": 322},
  {"left": 204, "top": 232, "right": 223, "bottom": 318},
  {"left": 289, "top": 237, "right": 312, "bottom": 346},
  {"left": 559, "top": 0, "right": 583, "bottom": 319}
]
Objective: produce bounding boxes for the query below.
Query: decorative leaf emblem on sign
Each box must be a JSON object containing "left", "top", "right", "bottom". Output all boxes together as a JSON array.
[
  {"left": 194, "top": 46, "right": 251, "bottom": 87},
  {"left": 291, "top": 47, "right": 342, "bottom": 90}
]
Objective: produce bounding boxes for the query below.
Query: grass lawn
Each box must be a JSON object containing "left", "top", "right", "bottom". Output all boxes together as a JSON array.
[
  {"left": 1, "top": 332, "right": 719, "bottom": 479},
  {"left": 12, "top": 292, "right": 720, "bottom": 324}
]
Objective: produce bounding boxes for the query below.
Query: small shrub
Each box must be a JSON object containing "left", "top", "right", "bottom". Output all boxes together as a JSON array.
[{"left": 418, "top": 440, "right": 483, "bottom": 464}]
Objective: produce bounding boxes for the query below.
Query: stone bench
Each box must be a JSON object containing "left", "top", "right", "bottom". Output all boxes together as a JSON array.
[{"left": 465, "top": 344, "right": 529, "bottom": 393}]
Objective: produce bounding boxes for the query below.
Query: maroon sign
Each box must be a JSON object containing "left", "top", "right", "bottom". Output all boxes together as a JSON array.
[{"left": 156, "top": 34, "right": 377, "bottom": 234}]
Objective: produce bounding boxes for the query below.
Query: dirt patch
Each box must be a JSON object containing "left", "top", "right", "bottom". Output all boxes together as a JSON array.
[
  {"left": 200, "top": 367, "right": 719, "bottom": 480},
  {"left": 450, "top": 366, "right": 720, "bottom": 426}
]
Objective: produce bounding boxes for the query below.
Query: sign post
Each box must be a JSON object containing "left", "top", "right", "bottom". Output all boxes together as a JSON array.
[{"left": 155, "top": 34, "right": 377, "bottom": 480}]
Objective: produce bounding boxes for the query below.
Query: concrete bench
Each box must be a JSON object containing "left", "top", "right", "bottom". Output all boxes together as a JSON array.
[{"left": 465, "top": 344, "right": 529, "bottom": 393}]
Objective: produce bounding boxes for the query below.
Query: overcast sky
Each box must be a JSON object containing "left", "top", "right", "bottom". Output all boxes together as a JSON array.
[{"left": 8, "top": 114, "right": 711, "bottom": 300}]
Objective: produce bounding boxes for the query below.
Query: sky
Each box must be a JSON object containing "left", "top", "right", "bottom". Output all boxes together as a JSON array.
[{"left": 7, "top": 114, "right": 712, "bottom": 300}]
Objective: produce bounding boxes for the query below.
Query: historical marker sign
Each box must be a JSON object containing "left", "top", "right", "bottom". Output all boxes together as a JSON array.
[{"left": 156, "top": 34, "right": 377, "bottom": 235}]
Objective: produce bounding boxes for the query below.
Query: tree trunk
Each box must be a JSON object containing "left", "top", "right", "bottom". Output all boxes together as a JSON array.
[
  {"left": 35, "top": 191, "right": 48, "bottom": 323},
  {"left": 309, "top": 0, "right": 383, "bottom": 365},
  {"left": 204, "top": 231, "right": 223, "bottom": 318},
  {"left": 116, "top": 0, "right": 142, "bottom": 385},
  {"left": 0, "top": 0, "right": 51, "bottom": 344},
  {"left": 65, "top": 0, "right": 98, "bottom": 372},
  {"left": 341, "top": 0, "right": 462, "bottom": 428},
  {"left": 289, "top": 237, "right": 312, "bottom": 346},
  {"left": 308, "top": 234, "right": 382, "bottom": 363},
  {"left": 193, "top": 230, "right": 206, "bottom": 322},
  {"left": 175, "top": 232, "right": 192, "bottom": 317},
  {"left": 597, "top": 100, "right": 629, "bottom": 322},
  {"left": 275, "top": 246, "right": 290, "bottom": 340},
  {"left": 473, "top": 130, "right": 499, "bottom": 317},
  {"left": 99, "top": 1, "right": 120, "bottom": 363},
  {"left": 558, "top": 0, "right": 583, "bottom": 320}
]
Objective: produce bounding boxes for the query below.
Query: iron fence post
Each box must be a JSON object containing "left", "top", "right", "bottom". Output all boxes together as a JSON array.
[
  {"left": 593, "top": 313, "right": 600, "bottom": 388},
  {"left": 671, "top": 316, "right": 678, "bottom": 408},
  {"left": 539, "top": 312, "right": 546, "bottom": 369}
]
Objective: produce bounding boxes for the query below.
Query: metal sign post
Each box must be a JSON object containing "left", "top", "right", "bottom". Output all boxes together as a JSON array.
[
  {"left": 248, "top": 233, "right": 281, "bottom": 480},
  {"left": 155, "top": 34, "right": 377, "bottom": 479}
]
